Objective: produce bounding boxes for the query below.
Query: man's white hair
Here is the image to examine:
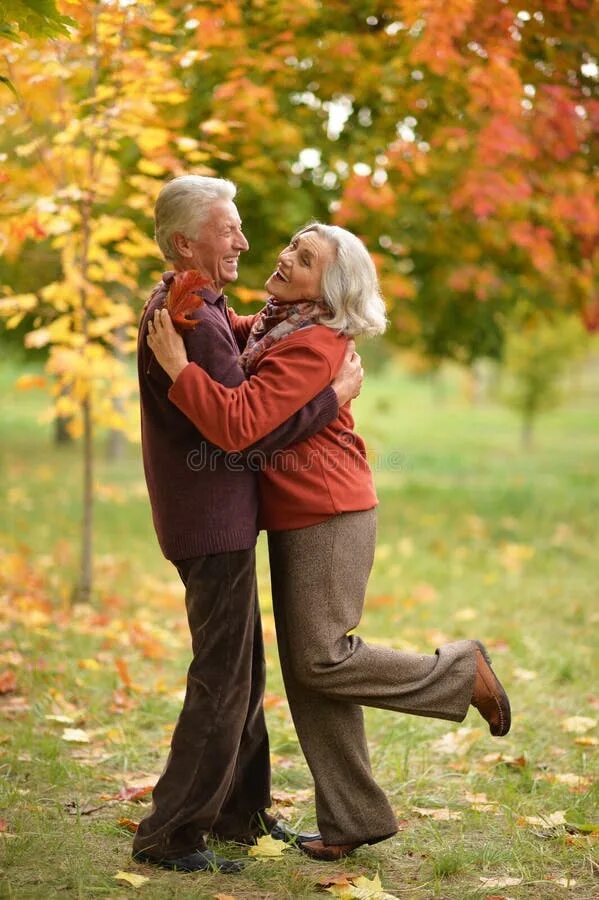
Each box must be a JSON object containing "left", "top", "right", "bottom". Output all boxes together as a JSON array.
[
  {"left": 154, "top": 175, "right": 237, "bottom": 261},
  {"left": 295, "top": 222, "right": 387, "bottom": 337}
]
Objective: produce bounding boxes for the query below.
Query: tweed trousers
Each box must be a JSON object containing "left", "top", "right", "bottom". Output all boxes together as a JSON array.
[
  {"left": 268, "top": 508, "right": 477, "bottom": 845},
  {"left": 133, "top": 548, "right": 271, "bottom": 860}
]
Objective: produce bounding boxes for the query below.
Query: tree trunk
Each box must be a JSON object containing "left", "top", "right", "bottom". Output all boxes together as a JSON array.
[
  {"left": 106, "top": 324, "right": 127, "bottom": 461},
  {"left": 55, "top": 413, "right": 74, "bottom": 444},
  {"left": 521, "top": 411, "right": 534, "bottom": 450},
  {"left": 54, "top": 382, "right": 74, "bottom": 443},
  {"left": 75, "top": 394, "right": 94, "bottom": 604}
]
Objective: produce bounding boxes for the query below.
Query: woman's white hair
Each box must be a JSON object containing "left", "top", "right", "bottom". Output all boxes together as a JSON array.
[
  {"left": 154, "top": 175, "right": 237, "bottom": 261},
  {"left": 295, "top": 222, "right": 387, "bottom": 337}
]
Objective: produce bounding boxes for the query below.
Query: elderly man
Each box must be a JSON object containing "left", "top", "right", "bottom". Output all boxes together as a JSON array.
[{"left": 133, "top": 175, "right": 361, "bottom": 873}]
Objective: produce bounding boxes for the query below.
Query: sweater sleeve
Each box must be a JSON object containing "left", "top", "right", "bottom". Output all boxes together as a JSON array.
[
  {"left": 247, "top": 385, "right": 338, "bottom": 454},
  {"left": 227, "top": 307, "right": 259, "bottom": 351},
  {"left": 168, "top": 341, "right": 336, "bottom": 451}
]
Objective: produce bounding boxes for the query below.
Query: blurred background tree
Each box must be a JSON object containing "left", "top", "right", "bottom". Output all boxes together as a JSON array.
[{"left": 500, "top": 309, "right": 589, "bottom": 449}]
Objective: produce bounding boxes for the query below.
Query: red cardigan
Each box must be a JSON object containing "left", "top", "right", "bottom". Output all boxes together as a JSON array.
[{"left": 169, "top": 323, "right": 377, "bottom": 531}]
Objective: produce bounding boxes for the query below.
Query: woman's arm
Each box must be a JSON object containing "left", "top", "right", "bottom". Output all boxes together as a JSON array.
[
  {"left": 147, "top": 308, "right": 343, "bottom": 452},
  {"left": 227, "top": 307, "right": 259, "bottom": 350}
]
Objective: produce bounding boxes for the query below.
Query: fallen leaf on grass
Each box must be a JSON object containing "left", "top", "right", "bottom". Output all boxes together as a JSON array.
[
  {"left": 0, "top": 670, "right": 17, "bottom": 694},
  {"left": 214, "top": 894, "right": 236, "bottom": 900},
  {"left": 0, "top": 819, "right": 9, "bottom": 832},
  {"left": 114, "top": 870, "right": 150, "bottom": 887},
  {"left": 561, "top": 716, "right": 596, "bottom": 734},
  {"left": 479, "top": 876, "right": 523, "bottom": 888},
  {"left": 431, "top": 726, "right": 482, "bottom": 756},
  {"left": 78, "top": 658, "right": 102, "bottom": 671},
  {"left": 413, "top": 806, "right": 462, "bottom": 821},
  {"left": 271, "top": 787, "right": 312, "bottom": 806},
  {"left": 464, "top": 791, "right": 499, "bottom": 813},
  {"left": 247, "top": 834, "right": 289, "bottom": 858},
  {"left": 552, "top": 878, "right": 577, "bottom": 888},
  {"left": 536, "top": 772, "right": 594, "bottom": 791},
  {"left": 481, "top": 752, "right": 527, "bottom": 769},
  {"left": 115, "top": 658, "right": 133, "bottom": 689},
  {"left": 45, "top": 714, "right": 76, "bottom": 725},
  {"left": 70, "top": 747, "right": 113, "bottom": 763},
  {"left": 518, "top": 810, "right": 566, "bottom": 828},
  {"left": 61, "top": 728, "right": 90, "bottom": 743},
  {"left": 320, "top": 872, "right": 397, "bottom": 898},
  {"left": 117, "top": 818, "right": 139, "bottom": 833},
  {"left": 512, "top": 667, "right": 537, "bottom": 682},
  {"left": 113, "top": 784, "right": 154, "bottom": 802},
  {"left": 317, "top": 874, "right": 362, "bottom": 889},
  {"left": 0, "top": 695, "right": 29, "bottom": 717}
]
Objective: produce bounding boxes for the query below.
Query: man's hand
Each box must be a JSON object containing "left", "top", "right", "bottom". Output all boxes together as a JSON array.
[
  {"left": 331, "top": 339, "right": 364, "bottom": 407},
  {"left": 147, "top": 308, "right": 190, "bottom": 383}
]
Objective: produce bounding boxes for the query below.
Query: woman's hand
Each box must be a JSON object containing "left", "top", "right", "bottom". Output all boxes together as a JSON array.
[
  {"left": 147, "top": 308, "right": 190, "bottom": 382},
  {"left": 331, "top": 339, "right": 364, "bottom": 406}
]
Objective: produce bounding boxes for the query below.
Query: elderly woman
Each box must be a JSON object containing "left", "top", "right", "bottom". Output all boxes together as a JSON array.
[{"left": 147, "top": 222, "right": 511, "bottom": 861}]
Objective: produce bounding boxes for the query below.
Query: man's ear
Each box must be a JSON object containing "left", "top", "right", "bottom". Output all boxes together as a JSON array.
[{"left": 171, "top": 231, "right": 192, "bottom": 259}]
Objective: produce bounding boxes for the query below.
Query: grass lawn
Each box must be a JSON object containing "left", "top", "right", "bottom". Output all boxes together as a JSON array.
[{"left": 0, "top": 355, "right": 598, "bottom": 899}]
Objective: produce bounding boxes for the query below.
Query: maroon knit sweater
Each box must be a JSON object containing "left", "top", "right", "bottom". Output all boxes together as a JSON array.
[{"left": 138, "top": 273, "right": 339, "bottom": 560}]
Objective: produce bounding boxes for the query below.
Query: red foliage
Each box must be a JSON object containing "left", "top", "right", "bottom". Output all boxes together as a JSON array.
[
  {"left": 581, "top": 301, "right": 599, "bottom": 334},
  {"left": 166, "top": 270, "right": 210, "bottom": 332}
]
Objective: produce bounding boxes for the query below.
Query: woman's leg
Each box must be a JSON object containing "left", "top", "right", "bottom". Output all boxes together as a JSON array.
[{"left": 268, "top": 508, "right": 477, "bottom": 844}]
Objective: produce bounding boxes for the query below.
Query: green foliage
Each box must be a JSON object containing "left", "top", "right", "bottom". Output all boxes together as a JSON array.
[
  {"left": 0, "top": 0, "right": 74, "bottom": 42},
  {"left": 500, "top": 311, "right": 589, "bottom": 447}
]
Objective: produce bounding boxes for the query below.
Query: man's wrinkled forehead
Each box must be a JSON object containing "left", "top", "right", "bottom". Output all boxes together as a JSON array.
[{"left": 203, "top": 198, "right": 242, "bottom": 232}]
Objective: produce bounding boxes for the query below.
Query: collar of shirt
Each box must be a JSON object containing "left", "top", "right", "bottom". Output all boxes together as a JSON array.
[{"left": 161, "top": 270, "right": 224, "bottom": 306}]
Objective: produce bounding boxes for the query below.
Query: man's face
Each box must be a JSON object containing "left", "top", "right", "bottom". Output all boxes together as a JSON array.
[{"left": 180, "top": 199, "right": 249, "bottom": 290}]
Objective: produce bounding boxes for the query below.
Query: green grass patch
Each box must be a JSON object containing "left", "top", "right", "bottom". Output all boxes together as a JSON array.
[{"left": 1, "top": 356, "right": 598, "bottom": 898}]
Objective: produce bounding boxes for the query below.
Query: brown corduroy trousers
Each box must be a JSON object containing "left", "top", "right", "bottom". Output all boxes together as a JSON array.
[
  {"left": 268, "top": 508, "right": 477, "bottom": 845},
  {"left": 132, "top": 548, "right": 271, "bottom": 860}
]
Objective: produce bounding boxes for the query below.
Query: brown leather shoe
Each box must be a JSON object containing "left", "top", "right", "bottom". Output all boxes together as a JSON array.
[
  {"left": 471, "top": 640, "right": 511, "bottom": 737},
  {"left": 299, "top": 838, "right": 363, "bottom": 861}
]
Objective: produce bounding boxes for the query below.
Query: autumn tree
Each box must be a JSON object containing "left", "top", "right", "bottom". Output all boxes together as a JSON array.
[
  {"left": 0, "top": 2, "right": 220, "bottom": 601},
  {"left": 161, "top": 1, "right": 598, "bottom": 360}
]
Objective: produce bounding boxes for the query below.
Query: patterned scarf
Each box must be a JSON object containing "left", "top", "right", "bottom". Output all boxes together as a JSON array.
[{"left": 239, "top": 297, "right": 330, "bottom": 374}]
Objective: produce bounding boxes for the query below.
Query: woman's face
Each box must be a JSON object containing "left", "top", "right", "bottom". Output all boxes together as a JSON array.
[{"left": 265, "top": 230, "right": 334, "bottom": 303}]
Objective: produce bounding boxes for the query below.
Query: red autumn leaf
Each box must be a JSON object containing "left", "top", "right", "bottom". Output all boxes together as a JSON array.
[
  {"left": 166, "top": 270, "right": 210, "bottom": 332},
  {"left": 0, "top": 670, "right": 17, "bottom": 695},
  {"left": 0, "top": 819, "right": 9, "bottom": 832},
  {"left": 115, "top": 657, "right": 132, "bottom": 689},
  {"left": 117, "top": 817, "right": 139, "bottom": 833},
  {"left": 115, "top": 784, "right": 154, "bottom": 802}
]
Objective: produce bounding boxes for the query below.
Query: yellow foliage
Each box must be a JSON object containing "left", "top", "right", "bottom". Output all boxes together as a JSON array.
[
  {"left": 137, "top": 159, "right": 166, "bottom": 176},
  {"left": 135, "top": 127, "right": 171, "bottom": 154}
]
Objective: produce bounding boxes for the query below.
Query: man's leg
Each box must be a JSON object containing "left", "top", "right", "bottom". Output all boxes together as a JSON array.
[
  {"left": 209, "top": 569, "right": 272, "bottom": 842},
  {"left": 133, "top": 547, "right": 269, "bottom": 860}
]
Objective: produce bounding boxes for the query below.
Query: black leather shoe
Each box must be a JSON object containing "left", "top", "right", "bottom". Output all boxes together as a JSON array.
[
  {"left": 213, "top": 818, "right": 321, "bottom": 846},
  {"left": 269, "top": 821, "right": 321, "bottom": 846},
  {"left": 133, "top": 848, "right": 244, "bottom": 873}
]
